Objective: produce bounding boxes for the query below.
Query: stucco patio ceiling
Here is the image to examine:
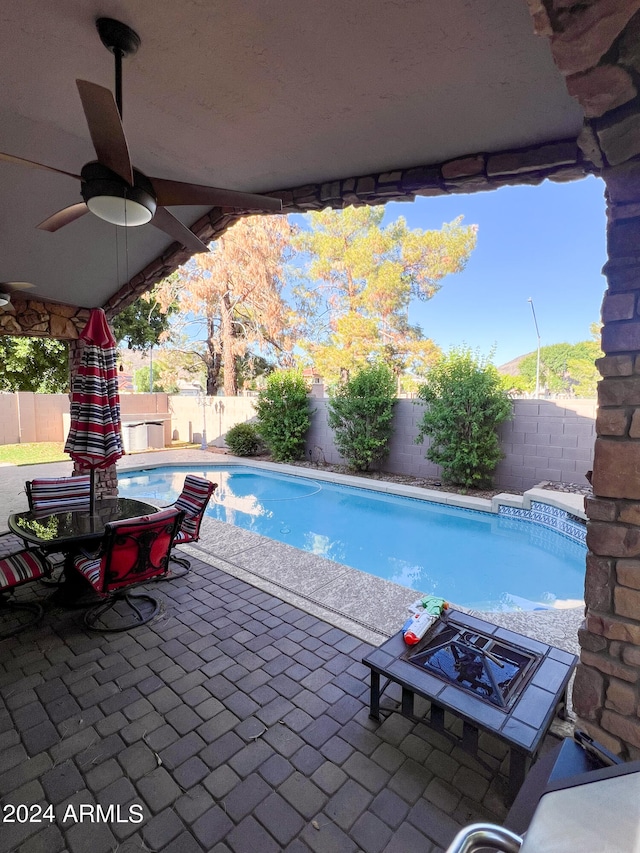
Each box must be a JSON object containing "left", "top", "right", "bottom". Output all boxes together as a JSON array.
[{"left": 0, "top": 0, "right": 583, "bottom": 311}]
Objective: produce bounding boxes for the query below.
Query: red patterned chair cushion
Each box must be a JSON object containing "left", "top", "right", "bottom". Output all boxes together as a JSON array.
[
  {"left": 73, "top": 507, "right": 184, "bottom": 596},
  {"left": 0, "top": 549, "right": 51, "bottom": 589},
  {"left": 27, "top": 475, "right": 91, "bottom": 512},
  {"left": 173, "top": 475, "right": 216, "bottom": 543}
]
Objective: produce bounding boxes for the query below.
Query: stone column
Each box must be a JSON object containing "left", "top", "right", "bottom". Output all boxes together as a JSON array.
[{"left": 573, "top": 163, "right": 640, "bottom": 759}]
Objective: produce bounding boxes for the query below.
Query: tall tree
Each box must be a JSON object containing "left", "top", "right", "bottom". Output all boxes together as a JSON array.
[
  {"left": 155, "top": 215, "right": 296, "bottom": 396},
  {"left": 292, "top": 206, "right": 477, "bottom": 385},
  {"left": 0, "top": 337, "right": 69, "bottom": 392}
]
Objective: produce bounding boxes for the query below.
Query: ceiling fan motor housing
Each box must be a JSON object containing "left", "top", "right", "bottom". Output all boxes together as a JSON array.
[{"left": 81, "top": 162, "right": 156, "bottom": 225}]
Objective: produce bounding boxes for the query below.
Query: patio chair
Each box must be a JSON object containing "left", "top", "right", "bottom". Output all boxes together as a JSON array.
[
  {"left": 24, "top": 475, "right": 92, "bottom": 582},
  {"left": 164, "top": 475, "right": 217, "bottom": 577},
  {"left": 26, "top": 475, "right": 91, "bottom": 513},
  {"left": 0, "top": 545, "right": 53, "bottom": 638},
  {"left": 72, "top": 507, "right": 184, "bottom": 632}
]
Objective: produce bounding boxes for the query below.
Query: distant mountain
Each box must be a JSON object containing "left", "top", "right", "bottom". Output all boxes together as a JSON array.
[{"left": 497, "top": 352, "right": 534, "bottom": 376}]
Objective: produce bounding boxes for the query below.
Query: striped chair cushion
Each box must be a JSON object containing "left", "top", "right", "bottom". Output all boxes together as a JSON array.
[
  {"left": 174, "top": 476, "right": 216, "bottom": 543},
  {"left": 28, "top": 476, "right": 91, "bottom": 512},
  {"left": 74, "top": 554, "right": 102, "bottom": 588},
  {"left": 0, "top": 549, "right": 50, "bottom": 589},
  {"left": 173, "top": 529, "right": 191, "bottom": 544}
]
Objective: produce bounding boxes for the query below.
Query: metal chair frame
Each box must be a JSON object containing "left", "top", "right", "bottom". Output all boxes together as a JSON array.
[
  {"left": 163, "top": 475, "right": 217, "bottom": 578},
  {"left": 74, "top": 508, "right": 184, "bottom": 632},
  {"left": 0, "top": 542, "right": 53, "bottom": 638}
]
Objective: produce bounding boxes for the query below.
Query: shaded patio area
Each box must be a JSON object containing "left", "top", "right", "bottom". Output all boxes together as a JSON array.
[{"left": 1, "top": 535, "right": 571, "bottom": 853}]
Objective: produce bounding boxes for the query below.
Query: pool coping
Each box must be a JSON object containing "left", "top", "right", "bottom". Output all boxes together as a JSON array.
[
  {"left": 119, "top": 453, "right": 588, "bottom": 522},
  {"left": 120, "top": 453, "right": 586, "bottom": 654}
]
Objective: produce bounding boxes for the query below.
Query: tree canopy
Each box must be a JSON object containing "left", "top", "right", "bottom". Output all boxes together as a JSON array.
[
  {"left": 155, "top": 215, "right": 296, "bottom": 396},
  {"left": 292, "top": 206, "right": 477, "bottom": 386},
  {"left": 111, "top": 286, "right": 178, "bottom": 351},
  {"left": 517, "top": 338, "right": 602, "bottom": 397},
  {"left": 0, "top": 337, "right": 69, "bottom": 393}
]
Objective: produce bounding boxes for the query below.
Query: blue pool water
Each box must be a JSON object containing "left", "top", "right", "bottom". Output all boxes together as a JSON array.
[{"left": 118, "top": 465, "right": 586, "bottom": 612}]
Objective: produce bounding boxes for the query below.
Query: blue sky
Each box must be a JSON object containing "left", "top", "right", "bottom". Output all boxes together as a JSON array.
[{"left": 379, "top": 175, "right": 607, "bottom": 366}]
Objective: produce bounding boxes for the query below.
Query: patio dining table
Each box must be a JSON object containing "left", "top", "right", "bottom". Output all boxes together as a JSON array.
[{"left": 8, "top": 497, "right": 158, "bottom": 600}]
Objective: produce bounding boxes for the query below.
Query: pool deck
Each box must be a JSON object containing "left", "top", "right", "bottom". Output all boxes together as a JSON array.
[{"left": 0, "top": 450, "right": 586, "bottom": 852}]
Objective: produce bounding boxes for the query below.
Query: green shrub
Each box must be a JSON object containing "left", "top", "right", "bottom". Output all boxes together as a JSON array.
[
  {"left": 328, "top": 363, "right": 396, "bottom": 471},
  {"left": 254, "top": 369, "right": 312, "bottom": 461},
  {"left": 225, "top": 422, "right": 261, "bottom": 456},
  {"left": 416, "top": 348, "right": 512, "bottom": 488}
]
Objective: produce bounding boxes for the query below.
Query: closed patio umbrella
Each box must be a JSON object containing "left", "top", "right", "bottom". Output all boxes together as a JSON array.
[{"left": 64, "top": 308, "right": 124, "bottom": 516}]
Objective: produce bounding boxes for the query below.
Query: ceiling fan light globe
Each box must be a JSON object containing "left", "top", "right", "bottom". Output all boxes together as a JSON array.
[
  {"left": 86, "top": 194, "right": 153, "bottom": 226},
  {"left": 81, "top": 162, "right": 156, "bottom": 227}
]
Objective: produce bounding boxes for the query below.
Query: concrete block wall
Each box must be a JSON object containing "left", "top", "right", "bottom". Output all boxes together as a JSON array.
[
  {"left": 496, "top": 399, "right": 597, "bottom": 491},
  {"left": 0, "top": 392, "right": 68, "bottom": 445},
  {"left": 0, "top": 391, "right": 595, "bottom": 491},
  {"left": 28, "top": 393, "right": 69, "bottom": 443},
  {"left": 121, "top": 393, "right": 170, "bottom": 415},
  {"left": 305, "top": 398, "right": 596, "bottom": 492},
  {"left": 169, "top": 395, "right": 257, "bottom": 447},
  {"left": 0, "top": 394, "right": 19, "bottom": 445}
]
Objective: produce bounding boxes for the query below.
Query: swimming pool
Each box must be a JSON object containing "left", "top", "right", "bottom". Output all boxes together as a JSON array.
[{"left": 118, "top": 465, "right": 586, "bottom": 612}]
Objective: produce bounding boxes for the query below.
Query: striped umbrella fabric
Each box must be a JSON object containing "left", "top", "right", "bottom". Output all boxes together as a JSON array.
[{"left": 64, "top": 309, "right": 124, "bottom": 512}]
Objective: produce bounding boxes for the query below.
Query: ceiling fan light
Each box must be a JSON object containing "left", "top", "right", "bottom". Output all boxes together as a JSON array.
[
  {"left": 81, "top": 162, "right": 156, "bottom": 226},
  {"left": 0, "top": 293, "right": 11, "bottom": 307},
  {"left": 86, "top": 194, "right": 153, "bottom": 226}
]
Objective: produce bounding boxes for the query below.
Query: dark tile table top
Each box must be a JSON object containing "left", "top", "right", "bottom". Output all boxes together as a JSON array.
[{"left": 363, "top": 610, "right": 578, "bottom": 753}]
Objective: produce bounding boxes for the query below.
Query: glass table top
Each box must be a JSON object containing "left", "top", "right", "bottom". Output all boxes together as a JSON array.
[{"left": 9, "top": 498, "right": 158, "bottom": 545}]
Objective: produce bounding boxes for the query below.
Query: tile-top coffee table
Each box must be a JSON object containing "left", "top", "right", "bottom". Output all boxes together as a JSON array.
[{"left": 362, "top": 610, "right": 577, "bottom": 802}]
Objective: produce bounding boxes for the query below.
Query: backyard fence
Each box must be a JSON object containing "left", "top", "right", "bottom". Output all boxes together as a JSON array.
[
  {"left": 0, "top": 392, "right": 596, "bottom": 492},
  {"left": 306, "top": 398, "right": 596, "bottom": 493}
]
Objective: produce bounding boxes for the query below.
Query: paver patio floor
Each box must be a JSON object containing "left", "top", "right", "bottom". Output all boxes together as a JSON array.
[{"left": 0, "top": 553, "right": 535, "bottom": 853}]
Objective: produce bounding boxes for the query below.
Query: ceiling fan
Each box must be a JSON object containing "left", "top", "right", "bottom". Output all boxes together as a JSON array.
[
  {"left": 0, "top": 281, "right": 36, "bottom": 307},
  {"left": 0, "top": 17, "right": 282, "bottom": 254}
]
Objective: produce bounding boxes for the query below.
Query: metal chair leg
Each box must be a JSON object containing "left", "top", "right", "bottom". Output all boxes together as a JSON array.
[
  {"left": 154, "top": 550, "right": 190, "bottom": 581},
  {"left": 0, "top": 593, "right": 44, "bottom": 639},
  {"left": 84, "top": 591, "right": 160, "bottom": 632}
]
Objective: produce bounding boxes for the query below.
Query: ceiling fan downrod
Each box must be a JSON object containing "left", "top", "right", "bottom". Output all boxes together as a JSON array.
[{"left": 96, "top": 17, "right": 140, "bottom": 119}]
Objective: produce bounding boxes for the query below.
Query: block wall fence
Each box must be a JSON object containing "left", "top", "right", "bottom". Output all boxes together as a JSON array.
[
  {"left": 305, "top": 398, "right": 596, "bottom": 492},
  {"left": 0, "top": 392, "right": 596, "bottom": 492}
]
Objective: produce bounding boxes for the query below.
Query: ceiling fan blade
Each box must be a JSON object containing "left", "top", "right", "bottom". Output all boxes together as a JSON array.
[
  {"left": 149, "top": 177, "right": 283, "bottom": 212},
  {"left": 151, "top": 207, "right": 209, "bottom": 253},
  {"left": 37, "top": 203, "right": 89, "bottom": 232},
  {"left": 76, "top": 80, "right": 133, "bottom": 185},
  {"left": 0, "top": 151, "right": 80, "bottom": 180},
  {"left": 2, "top": 281, "right": 36, "bottom": 291}
]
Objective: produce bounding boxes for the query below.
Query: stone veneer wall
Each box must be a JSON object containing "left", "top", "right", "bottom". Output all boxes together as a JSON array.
[
  {"left": 529, "top": 0, "right": 640, "bottom": 758},
  {"left": 0, "top": 300, "right": 88, "bottom": 340}
]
